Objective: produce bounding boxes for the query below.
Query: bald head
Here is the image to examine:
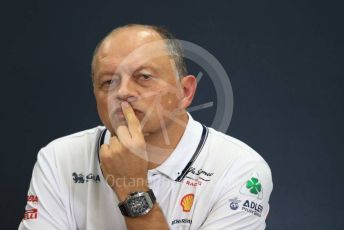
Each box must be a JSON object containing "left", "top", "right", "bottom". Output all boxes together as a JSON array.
[{"left": 91, "top": 24, "right": 187, "bottom": 82}]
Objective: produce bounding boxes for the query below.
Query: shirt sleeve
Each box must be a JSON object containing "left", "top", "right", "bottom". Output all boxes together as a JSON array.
[
  {"left": 18, "top": 148, "right": 71, "bottom": 230},
  {"left": 199, "top": 158, "right": 273, "bottom": 230}
]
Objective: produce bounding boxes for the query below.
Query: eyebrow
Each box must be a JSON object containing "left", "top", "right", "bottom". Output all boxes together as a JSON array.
[
  {"left": 133, "top": 64, "right": 160, "bottom": 75},
  {"left": 95, "top": 61, "right": 162, "bottom": 81},
  {"left": 94, "top": 59, "right": 120, "bottom": 79}
]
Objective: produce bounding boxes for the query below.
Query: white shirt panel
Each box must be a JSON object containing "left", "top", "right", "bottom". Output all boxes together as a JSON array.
[{"left": 19, "top": 115, "right": 273, "bottom": 230}]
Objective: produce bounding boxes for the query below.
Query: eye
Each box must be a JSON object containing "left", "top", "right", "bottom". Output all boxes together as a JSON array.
[
  {"left": 104, "top": 79, "right": 113, "bottom": 85},
  {"left": 102, "top": 77, "right": 120, "bottom": 89},
  {"left": 138, "top": 74, "right": 152, "bottom": 81}
]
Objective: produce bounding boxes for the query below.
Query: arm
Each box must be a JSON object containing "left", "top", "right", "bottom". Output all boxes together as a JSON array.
[
  {"left": 99, "top": 101, "right": 169, "bottom": 230},
  {"left": 199, "top": 160, "right": 273, "bottom": 230},
  {"left": 18, "top": 149, "right": 70, "bottom": 230}
]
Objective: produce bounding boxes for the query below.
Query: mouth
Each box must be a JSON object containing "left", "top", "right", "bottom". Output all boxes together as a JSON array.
[{"left": 114, "top": 107, "right": 144, "bottom": 119}]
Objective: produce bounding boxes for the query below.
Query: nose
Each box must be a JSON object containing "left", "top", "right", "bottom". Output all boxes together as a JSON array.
[{"left": 116, "top": 75, "right": 137, "bottom": 101}]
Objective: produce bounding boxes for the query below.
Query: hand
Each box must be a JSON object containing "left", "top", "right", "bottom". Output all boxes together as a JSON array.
[{"left": 100, "top": 101, "right": 149, "bottom": 200}]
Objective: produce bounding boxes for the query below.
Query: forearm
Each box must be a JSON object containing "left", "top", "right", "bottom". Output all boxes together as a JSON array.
[{"left": 101, "top": 102, "right": 170, "bottom": 229}]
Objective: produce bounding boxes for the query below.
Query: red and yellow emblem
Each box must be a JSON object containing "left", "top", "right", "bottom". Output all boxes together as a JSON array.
[{"left": 180, "top": 194, "right": 194, "bottom": 212}]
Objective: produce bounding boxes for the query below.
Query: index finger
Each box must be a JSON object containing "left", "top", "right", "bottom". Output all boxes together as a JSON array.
[{"left": 121, "top": 101, "right": 143, "bottom": 139}]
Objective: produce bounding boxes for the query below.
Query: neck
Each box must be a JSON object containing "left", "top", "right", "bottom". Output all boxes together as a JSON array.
[{"left": 145, "top": 112, "right": 189, "bottom": 169}]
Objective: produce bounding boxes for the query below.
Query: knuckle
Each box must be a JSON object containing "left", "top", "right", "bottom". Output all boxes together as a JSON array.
[
  {"left": 109, "top": 137, "right": 118, "bottom": 145},
  {"left": 100, "top": 144, "right": 109, "bottom": 153},
  {"left": 100, "top": 153, "right": 111, "bottom": 166}
]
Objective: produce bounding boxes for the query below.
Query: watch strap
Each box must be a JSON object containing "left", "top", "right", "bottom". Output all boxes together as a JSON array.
[
  {"left": 118, "top": 201, "right": 129, "bottom": 216},
  {"left": 147, "top": 188, "right": 156, "bottom": 203}
]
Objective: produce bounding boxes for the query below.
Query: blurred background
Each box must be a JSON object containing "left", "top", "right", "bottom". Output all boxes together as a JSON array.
[{"left": 1, "top": 0, "right": 343, "bottom": 229}]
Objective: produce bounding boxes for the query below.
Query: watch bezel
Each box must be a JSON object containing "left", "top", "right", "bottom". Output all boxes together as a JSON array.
[{"left": 123, "top": 191, "right": 154, "bottom": 217}]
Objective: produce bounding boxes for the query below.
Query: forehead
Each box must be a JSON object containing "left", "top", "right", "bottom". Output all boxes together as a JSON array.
[{"left": 94, "top": 27, "right": 171, "bottom": 73}]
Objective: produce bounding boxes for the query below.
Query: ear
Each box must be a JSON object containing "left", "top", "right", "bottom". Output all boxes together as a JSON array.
[{"left": 180, "top": 75, "right": 197, "bottom": 109}]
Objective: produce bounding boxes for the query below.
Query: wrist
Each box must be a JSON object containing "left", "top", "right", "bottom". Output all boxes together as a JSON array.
[{"left": 112, "top": 177, "right": 149, "bottom": 201}]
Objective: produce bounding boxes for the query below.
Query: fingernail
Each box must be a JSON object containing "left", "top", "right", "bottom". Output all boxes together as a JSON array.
[
  {"left": 122, "top": 101, "right": 129, "bottom": 108},
  {"left": 127, "top": 97, "right": 136, "bottom": 102}
]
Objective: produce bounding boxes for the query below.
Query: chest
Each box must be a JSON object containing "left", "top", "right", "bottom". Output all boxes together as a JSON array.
[{"left": 69, "top": 173, "right": 216, "bottom": 230}]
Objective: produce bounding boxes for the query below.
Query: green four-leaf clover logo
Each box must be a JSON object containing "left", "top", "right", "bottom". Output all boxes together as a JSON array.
[{"left": 246, "top": 177, "right": 262, "bottom": 195}]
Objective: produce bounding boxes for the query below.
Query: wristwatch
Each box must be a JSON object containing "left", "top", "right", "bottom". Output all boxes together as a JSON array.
[{"left": 118, "top": 189, "right": 156, "bottom": 217}]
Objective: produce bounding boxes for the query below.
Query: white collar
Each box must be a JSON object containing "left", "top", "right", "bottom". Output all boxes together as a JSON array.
[{"left": 153, "top": 113, "right": 204, "bottom": 180}]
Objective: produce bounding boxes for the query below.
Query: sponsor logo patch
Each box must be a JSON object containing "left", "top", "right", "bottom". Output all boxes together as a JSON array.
[
  {"left": 27, "top": 195, "right": 39, "bottom": 203},
  {"left": 180, "top": 194, "right": 194, "bottom": 212},
  {"left": 229, "top": 197, "right": 241, "bottom": 210},
  {"left": 185, "top": 179, "right": 202, "bottom": 187},
  {"left": 242, "top": 200, "right": 264, "bottom": 217},
  {"left": 72, "top": 172, "right": 100, "bottom": 183},
  {"left": 185, "top": 167, "right": 214, "bottom": 181},
  {"left": 23, "top": 208, "right": 38, "bottom": 220},
  {"left": 171, "top": 219, "right": 192, "bottom": 225},
  {"left": 240, "top": 173, "right": 263, "bottom": 199}
]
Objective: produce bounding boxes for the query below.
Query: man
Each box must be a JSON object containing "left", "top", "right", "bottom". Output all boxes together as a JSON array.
[{"left": 19, "top": 24, "right": 273, "bottom": 229}]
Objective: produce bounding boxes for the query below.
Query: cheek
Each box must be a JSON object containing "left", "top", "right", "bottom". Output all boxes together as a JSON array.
[
  {"left": 156, "top": 90, "right": 181, "bottom": 112},
  {"left": 96, "top": 91, "right": 117, "bottom": 110},
  {"left": 166, "top": 93, "right": 180, "bottom": 109},
  {"left": 96, "top": 94, "right": 108, "bottom": 112},
  {"left": 95, "top": 93, "right": 112, "bottom": 121},
  {"left": 95, "top": 94, "right": 118, "bottom": 134}
]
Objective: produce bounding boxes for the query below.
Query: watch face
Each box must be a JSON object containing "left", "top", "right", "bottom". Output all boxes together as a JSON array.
[{"left": 127, "top": 196, "right": 150, "bottom": 216}]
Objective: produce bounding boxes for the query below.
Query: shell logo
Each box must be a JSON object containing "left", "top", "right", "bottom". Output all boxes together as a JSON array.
[{"left": 180, "top": 194, "right": 194, "bottom": 212}]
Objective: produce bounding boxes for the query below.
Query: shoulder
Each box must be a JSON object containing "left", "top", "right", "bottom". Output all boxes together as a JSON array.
[
  {"left": 203, "top": 127, "right": 272, "bottom": 185},
  {"left": 206, "top": 127, "right": 268, "bottom": 164},
  {"left": 37, "top": 126, "right": 106, "bottom": 164},
  {"left": 201, "top": 127, "right": 273, "bottom": 201},
  {"left": 46, "top": 126, "right": 104, "bottom": 148}
]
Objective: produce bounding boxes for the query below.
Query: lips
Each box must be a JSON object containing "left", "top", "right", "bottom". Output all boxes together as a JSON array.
[{"left": 113, "top": 107, "right": 143, "bottom": 118}]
